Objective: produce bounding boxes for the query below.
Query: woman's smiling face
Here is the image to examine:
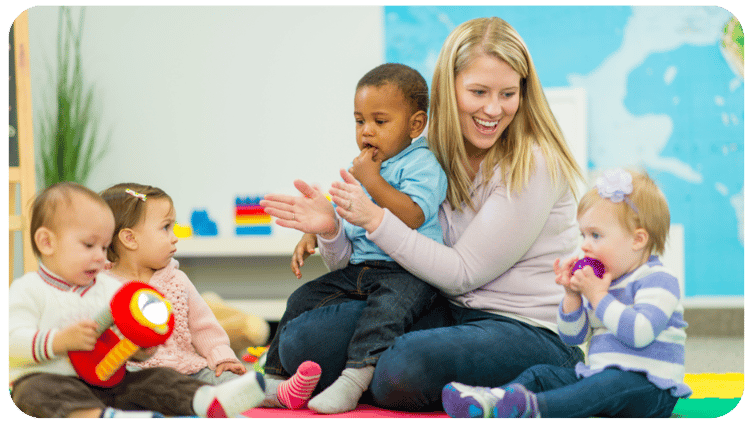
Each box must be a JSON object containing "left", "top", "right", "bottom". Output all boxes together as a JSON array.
[{"left": 454, "top": 53, "right": 521, "bottom": 157}]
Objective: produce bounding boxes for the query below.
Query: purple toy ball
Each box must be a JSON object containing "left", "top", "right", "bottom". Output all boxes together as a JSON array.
[{"left": 571, "top": 257, "right": 605, "bottom": 279}]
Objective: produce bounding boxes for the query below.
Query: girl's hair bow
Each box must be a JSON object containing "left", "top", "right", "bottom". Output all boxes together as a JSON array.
[{"left": 125, "top": 188, "right": 147, "bottom": 202}]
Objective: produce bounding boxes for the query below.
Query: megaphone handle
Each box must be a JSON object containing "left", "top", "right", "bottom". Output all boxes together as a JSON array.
[
  {"left": 92, "top": 308, "right": 114, "bottom": 336},
  {"left": 95, "top": 338, "right": 139, "bottom": 381}
]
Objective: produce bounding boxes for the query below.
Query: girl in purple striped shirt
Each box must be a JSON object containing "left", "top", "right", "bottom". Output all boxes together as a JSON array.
[{"left": 442, "top": 169, "right": 691, "bottom": 418}]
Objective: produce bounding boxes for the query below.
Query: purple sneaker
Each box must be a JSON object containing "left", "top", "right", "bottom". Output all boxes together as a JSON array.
[
  {"left": 442, "top": 382, "right": 506, "bottom": 418},
  {"left": 492, "top": 383, "right": 539, "bottom": 418}
]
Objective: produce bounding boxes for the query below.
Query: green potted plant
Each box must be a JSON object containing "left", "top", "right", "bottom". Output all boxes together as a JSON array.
[{"left": 37, "top": 6, "right": 109, "bottom": 187}]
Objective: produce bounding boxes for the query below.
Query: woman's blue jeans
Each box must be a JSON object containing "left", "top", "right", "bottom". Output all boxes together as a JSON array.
[
  {"left": 277, "top": 299, "right": 584, "bottom": 411},
  {"left": 510, "top": 364, "right": 679, "bottom": 417},
  {"left": 264, "top": 261, "right": 437, "bottom": 377}
]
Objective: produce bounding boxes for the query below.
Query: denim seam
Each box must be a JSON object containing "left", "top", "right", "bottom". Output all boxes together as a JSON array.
[
  {"left": 559, "top": 346, "right": 584, "bottom": 368},
  {"left": 314, "top": 291, "right": 347, "bottom": 309},
  {"left": 354, "top": 266, "right": 370, "bottom": 296},
  {"left": 345, "top": 356, "right": 379, "bottom": 369}
]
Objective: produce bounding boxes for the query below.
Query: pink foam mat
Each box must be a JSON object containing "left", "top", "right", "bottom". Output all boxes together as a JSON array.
[{"left": 243, "top": 404, "right": 449, "bottom": 418}]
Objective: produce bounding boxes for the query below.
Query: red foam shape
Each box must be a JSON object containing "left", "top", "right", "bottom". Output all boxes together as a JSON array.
[{"left": 236, "top": 206, "right": 266, "bottom": 215}]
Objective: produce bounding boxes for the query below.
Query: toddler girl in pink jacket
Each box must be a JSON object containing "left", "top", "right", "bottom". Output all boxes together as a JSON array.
[
  {"left": 101, "top": 183, "right": 321, "bottom": 408},
  {"left": 101, "top": 183, "right": 243, "bottom": 384}
]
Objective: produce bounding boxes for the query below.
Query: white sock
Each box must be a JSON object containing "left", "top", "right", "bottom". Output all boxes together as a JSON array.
[
  {"left": 307, "top": 366, "right": 374, "bottom": 414},
  {"left": 100, "top": 407, "right": 164, "bottom": 418},
  {"left": 192, "top": 371, "right": 265, "bottom": 417},
  {"left": 261, "top": 375, "right": 285, "bottom": 408}
]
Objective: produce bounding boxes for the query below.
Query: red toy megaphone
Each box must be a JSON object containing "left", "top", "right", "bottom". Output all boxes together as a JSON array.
[{"left": 69, "top": 281, "right": 175, "bottom": 387}]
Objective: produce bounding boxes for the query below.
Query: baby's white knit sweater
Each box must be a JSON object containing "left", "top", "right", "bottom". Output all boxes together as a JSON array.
[{"left": 9, "top": 265, "right": 123, "bottom": 383}]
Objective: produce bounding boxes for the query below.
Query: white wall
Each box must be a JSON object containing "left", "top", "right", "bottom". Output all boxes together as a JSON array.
[
  {"left": 28, "top": 6, "right": 385, "bottom": 239},
  {"left": 23, "top": 7, "right": 691, "bottom": 314}
]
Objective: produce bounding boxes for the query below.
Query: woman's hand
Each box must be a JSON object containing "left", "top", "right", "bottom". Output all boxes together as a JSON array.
[
  {"left": 261, "top": 180, "right": 339, "bottom": 238},
  {"left": 329, "top": 169, "right": 385, "bottom": 233},
  {"left": 291, "top": 233, "right": 317, "bottom": 279}
]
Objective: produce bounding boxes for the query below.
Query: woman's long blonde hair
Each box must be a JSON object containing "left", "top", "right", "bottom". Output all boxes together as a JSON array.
[{"left": 428, "top": 17, "right": 583, "bottom": 211}]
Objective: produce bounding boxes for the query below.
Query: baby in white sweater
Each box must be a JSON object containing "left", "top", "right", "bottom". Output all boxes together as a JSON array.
[{"left": 10, "top": 182, "right": 265, "bottom": 418}]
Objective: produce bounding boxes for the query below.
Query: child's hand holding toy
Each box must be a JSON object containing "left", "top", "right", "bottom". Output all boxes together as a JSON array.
[
  {"left": 553, "top": 257, "right": 580, "bottom": 296},
  {"left": 569, "top": 257, "right": 611, "bottom": 307},
  {"left": 53, "top": 319, "right": 100, "bottom": 355},
  {"left": 68, "top": 281, "right": 175, "bottom": 387}
]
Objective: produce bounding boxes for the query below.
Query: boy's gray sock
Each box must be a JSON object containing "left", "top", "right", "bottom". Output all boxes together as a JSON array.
[
  {"left": 308, "top": 366, "right": 375, "bottom": 414},
  {"left": 261, "top": 375, "right": 285, "bottom": 408}
]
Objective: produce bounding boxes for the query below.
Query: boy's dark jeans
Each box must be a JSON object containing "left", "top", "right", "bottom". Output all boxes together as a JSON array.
[{"left": 264, "top": 260, "right": 437, "bottom": 377}]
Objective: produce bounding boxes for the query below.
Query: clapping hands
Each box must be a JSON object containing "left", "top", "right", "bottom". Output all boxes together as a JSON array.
[
  {"left": 329, "top": 169, "right": 384, "bottom": 232},
  {"left": 261, "top": 180, "right": 339, "bottom": 238}
]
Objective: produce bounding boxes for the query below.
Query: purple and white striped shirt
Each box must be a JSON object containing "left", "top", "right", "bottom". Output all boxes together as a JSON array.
[{"left": 558, "top": 256, "right": 692, "bottom": 397}]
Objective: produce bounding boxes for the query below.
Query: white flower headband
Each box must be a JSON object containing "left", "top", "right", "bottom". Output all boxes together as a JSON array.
[
  {"left": 595, "top": 168, "right": 638, "bottom": 214},
  {"left": 125, "top": 188, "right": 147, "bottom": 202}
]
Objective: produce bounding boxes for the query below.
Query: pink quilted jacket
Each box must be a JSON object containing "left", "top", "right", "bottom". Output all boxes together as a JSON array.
[{"left": 111, "top": 259, "right": 238, "bottom": 374}]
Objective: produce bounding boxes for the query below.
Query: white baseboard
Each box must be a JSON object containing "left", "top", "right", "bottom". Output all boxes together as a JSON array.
[
  {"left": 681, "top": 296, "right": 744, "bottom": 309},
  {"left": 227, "top": 298, "right": 287, "bottom": 321}
]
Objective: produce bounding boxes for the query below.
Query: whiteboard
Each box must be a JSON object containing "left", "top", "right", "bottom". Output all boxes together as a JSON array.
[
  {"left": 27, "top": 8, "right": 588, "bottom": 256},
  {"left": 28, "top": 6, "right": 386, "bottom": 246}
]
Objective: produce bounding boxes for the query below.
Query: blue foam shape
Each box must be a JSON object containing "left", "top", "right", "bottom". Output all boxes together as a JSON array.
[
  {"left": 190, "top": 209, "right": 218, "bottom": 236},
  {"left": 236, "top": 195, "right": 263, "bottom": 206},
  {"left": 235, "top": 225, "right": 272, "bottom": 235}
]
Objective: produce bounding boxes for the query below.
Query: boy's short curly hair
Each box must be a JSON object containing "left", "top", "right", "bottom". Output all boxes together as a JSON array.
[{"left": 357, "top": 63, "right": 429, "bottom": 114}]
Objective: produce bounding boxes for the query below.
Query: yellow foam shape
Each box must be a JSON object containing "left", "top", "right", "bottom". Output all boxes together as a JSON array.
[
  {"left": 683, "top": 373, "right": 743, "bottom": 399},
  {"left": 235, "top": 215, "right": 271, "bottom": 225},
  {"left": 174, "top": 223, "right": 192, "bottom": 238}
]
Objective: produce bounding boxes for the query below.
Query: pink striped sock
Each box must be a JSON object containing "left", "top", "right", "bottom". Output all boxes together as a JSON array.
[{"left": 277, "top": 361, "right": 322, "bottom": 409}]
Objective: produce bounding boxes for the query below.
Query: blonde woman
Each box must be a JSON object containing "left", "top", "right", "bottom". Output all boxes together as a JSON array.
[{"left": 263, "top": 17, "right": 585, "bottom": 411}]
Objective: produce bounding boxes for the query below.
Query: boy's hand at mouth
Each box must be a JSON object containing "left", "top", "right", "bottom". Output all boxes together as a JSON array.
[
  {"left": 350, "top": 146, "right": 382, "bottom": 186},
  {"left": 361, "top": 143, "right": 378, "bottom": 158}
]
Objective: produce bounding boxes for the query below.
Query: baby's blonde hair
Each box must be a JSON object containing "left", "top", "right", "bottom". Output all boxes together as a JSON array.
[
  {"left": 30, "top": 182, "right": 110, "bottom": 258},
  {"left": 100, "top": 183, "right": 173, "bottom": 263},
  {"left": 578, "top": 170, "right": 670, "bottom": 255}
]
